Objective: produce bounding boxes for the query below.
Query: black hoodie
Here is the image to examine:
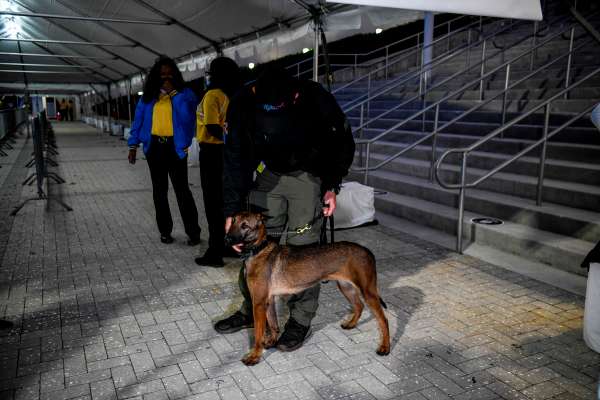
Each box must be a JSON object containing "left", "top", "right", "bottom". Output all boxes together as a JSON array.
[{"left": 223, "top": 70, "right": 355, "bottom": 217}]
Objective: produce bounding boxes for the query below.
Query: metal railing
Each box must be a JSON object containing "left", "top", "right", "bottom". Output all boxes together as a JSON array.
[
  {"left": 0, "top": 107, "right": 28, "bottom": 156},
  {"left": 341, "top": 19, "right": 526, "bottom": 132},
  {"left": 11, "top": 111, "right": 72, "bottom": 215},
  {"left": 434, "top": 67, "right": 600, "bottom": 253},
  {"left": 284, "top": 15, "right": 484, "bottom": 82},
  {"left": 330, "top": 17, "right": 491, "bottom": 96},
  {"left": 343, "top": 10, "right": 575, "bottom": 125},
  {"left": 350, "top": 15, "right": 588, "bottom": 185}
]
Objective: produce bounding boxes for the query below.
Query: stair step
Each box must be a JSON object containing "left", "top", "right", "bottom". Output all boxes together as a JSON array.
[
  {"left": 370, "top": 186, "right": 595, "bottom": 275},
  {"left": 352, "top": 154, "right": 600, "bottom": 211},
  {"left": 360, "top": 142, "right": 600, "bottom": 185},
  {"left": 350, "top": 164, "right": 600, "bottom": 241},
  {"left": 375, "top": 211, "right": 587, "bottom": 295},
  {"left": 361, "top": 129, "right": 600, "bottom": 162}
]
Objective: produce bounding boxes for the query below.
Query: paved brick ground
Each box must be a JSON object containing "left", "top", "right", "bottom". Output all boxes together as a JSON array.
[{"left": 0, "top": 122, "right": 598, "bottom": 400}]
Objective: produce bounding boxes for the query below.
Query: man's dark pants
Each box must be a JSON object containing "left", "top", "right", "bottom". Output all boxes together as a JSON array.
[{"left": 237, "top": 169, "right": 323, "bottom": 327}]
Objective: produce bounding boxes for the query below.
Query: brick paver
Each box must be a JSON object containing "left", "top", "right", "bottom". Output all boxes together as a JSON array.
[{"left": 0, "top": 122, "right": 598, "bottom": 399}]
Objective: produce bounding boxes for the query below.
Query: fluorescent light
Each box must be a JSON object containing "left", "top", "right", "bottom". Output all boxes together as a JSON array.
[
  {"left": 137, "top": 91, "right": 143, "bottom": 96},
  {"left": 302, "top": 48, "right": 310, "bottom": 54},
  {"left": 375, "top": 28, "right": 383, "bottom": 34},
  {"left": 248, "top": 62, "right": 255, "bottom": 69}
]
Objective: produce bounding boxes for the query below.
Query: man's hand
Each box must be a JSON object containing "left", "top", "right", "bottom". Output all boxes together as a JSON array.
[
  {"left": 128, "top": 148, "right": 137, "bottom": 164},
  {"left": 323, "top": 191, "right": 336, "bottom": 217},
  {"left": 225, "top": 216, "right": 244, "bottom": 253}
]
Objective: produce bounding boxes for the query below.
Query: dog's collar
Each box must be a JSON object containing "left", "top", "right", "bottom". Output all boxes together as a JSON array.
[{"left": 240, "top": 240, "right": 270, "bottom": 259}]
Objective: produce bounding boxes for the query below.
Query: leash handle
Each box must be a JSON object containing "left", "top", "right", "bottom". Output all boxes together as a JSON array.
[{"left": 320, "top": 214, "right": 334, "bottom": 245}]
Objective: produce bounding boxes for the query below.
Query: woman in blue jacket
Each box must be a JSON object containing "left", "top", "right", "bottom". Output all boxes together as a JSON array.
[{"left": 128, "top": 56, "right": 201, "bottom": 245}]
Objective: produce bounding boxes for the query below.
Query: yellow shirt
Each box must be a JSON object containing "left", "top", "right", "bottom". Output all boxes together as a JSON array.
[
  {"left": 151, "top": 92, "right": 174, "bottom": 137},
  {"left": 196, "top": 89, "right": 229, "bottom": 144}
]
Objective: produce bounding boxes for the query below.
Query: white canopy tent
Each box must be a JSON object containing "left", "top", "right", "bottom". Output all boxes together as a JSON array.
[{"left": 0, "top": 0, "right": 426, "bottom": 94}]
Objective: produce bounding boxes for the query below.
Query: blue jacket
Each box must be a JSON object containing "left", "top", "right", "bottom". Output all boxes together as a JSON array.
[{"left": 128, "top": 88, "right": 198, "bottom": 159}]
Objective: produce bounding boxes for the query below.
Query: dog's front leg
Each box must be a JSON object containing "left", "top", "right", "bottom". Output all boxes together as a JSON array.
[
  {"left": 263, "top": 297, "right": 279, "bottom": 348},
  {"left": 242, "top": 300, "right": 267, "bottom": 366}
]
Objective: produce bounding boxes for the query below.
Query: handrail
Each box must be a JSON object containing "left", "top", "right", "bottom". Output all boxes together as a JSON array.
[
  {"left": 331, "top": 17, "right": 491, "bottom": 95},
  {"left": 434, "top": 67, "right": 600, "bottom": 253},
  {"left": 329, "top": 15, "right": 472, "bottom": 58},
  {"left": 351, "top": 15, "right": 588, "bottom": 182},
  {"left": 340, "top": 19, "right": 519, "bottom": 114},
  {"left": 283, "top": 14, "right": 476, "bottom": 78},
  {"left": 345, "top": 19, "right": 540, "bottom": 134},
  {"left": 342, "top": 11, "right": 576, "bottom": 116}
]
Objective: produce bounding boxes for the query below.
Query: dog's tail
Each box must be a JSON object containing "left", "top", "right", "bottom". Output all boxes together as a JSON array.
[{"left": 379, "top": 297, "right": 387, "bottom": 309}]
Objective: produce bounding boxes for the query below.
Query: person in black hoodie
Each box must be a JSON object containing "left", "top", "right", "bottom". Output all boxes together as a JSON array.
[{"left": 214, "top": 65, "right": 355, "bottom": 352}]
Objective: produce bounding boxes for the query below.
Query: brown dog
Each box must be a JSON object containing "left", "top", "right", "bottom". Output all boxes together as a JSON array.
[{"left": 225, "top": 211, "right": 390, "bottom": 365}]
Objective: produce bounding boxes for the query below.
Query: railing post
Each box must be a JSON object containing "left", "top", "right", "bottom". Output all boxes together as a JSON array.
[
  {"left": 479, "top": 39, "right": 486, "bottom": 101},
  {"left": 537, "top": 103, "right": 551, "bottom": 206},
  {"left": 447, "top": 21, "right": 451, "bottom": 54},
  {"left": 364, "top": 142, "right": 371, "bottom": 185},
  {"left": 530, "top": 21, "right": 538, "bottom": 71},
  {"left": 354, "top": 54, "right": 358, "bottom": 80},
  {"left": 366, "top": 74, "right": 372, "bottom": 125},
  {"left": 456, "top": 152, "right": 468, "bottom": 254},
  {"left": 466, "top": 29, "right": 472, "bottom": 69},
  {"left": 385, "top": 47, "right": 389, "bottom": 79},
  {"left": 297, "top": 63, "right": 300, "bottom": 78},
  {"left": 359, "top": 104, "right": 365, "bottom": 166},
  {"left": 501, "top": 63, "right": 511, "bottom": 130},
  {"left": 564, "top": 27, "right": 575, "bottom": 100},
  {"left": 429, "top": 103, "right": 440, "bottom": 182},
  {"left": 416, "top": 33, "right": 420, "bottom": 67}
]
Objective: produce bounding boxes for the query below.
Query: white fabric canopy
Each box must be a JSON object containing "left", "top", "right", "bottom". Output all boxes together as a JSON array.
[
  {"left": 0, "top": 0, "right": 426, "bottom": 93},
  {"left": 329, "top": 0, "right": 543, "bottom": 21}
]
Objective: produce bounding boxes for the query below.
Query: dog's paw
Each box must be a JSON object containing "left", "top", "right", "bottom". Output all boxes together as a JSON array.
[
  {"left": 376, "top": 345, "right": 390, "bottom": 356},
  {"left": 262, "top": 336, "right": 278, "bottom": 349},
  {"left": 340, "top": 320, "right": 356, "bottom": 330},
  {"left": 241, "top": 353, "right": 261, "bottom": 366}
]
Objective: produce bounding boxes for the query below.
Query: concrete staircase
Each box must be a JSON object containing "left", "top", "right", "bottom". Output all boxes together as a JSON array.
[{"left": 333, "top": 5, "right": 600, "bottom": 278}]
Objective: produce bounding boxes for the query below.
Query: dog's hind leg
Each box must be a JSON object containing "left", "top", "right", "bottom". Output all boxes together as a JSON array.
[
  {"left": 263, "top": 297, "right": 279, "bottom": 348},
  {"left": 362, "top": 285, "right": 390, "bottom": 356},
  {"left": 337, "top": 281, "right": 364, "bottom": 330}
]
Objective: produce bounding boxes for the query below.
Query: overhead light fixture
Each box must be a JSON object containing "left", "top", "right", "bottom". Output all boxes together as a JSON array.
[
  {"left": 375, "top": 28, "right": 383, "bottom": 34},
  {"left": 302, "top": 48, "right": 310, "bottom": 54},
  {"left": 137, "top": 91, "right": 143, "bottom": 96},
  {"left": 248, "top": 62, "right": 255, "bottom": 69}
]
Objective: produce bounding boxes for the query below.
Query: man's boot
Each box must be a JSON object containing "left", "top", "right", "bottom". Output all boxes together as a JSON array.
[
  {"left": 214, "top": 311, "right": 253, "bottom": 334},
  {"left": 276, "top": 317, "right": 311, "bottom": 352}
]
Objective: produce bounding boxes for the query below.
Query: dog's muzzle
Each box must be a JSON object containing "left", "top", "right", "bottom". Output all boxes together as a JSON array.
[{"left": 224, "top": 234, "right": 243, "bottom": 247}]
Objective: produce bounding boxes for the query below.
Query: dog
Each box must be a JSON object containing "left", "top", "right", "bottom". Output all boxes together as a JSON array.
[{"left": 225, "top": 211, "right": 390, "bottom": 365}]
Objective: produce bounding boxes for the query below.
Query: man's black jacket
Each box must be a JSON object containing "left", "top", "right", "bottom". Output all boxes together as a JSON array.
[{"left": 223, "top": 79, "right": 355, "bottom": 217}]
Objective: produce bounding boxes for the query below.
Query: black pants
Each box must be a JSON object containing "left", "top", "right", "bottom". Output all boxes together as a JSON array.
[
  {"left": 199, "top": 143, "right": 225, "bottom": 255},
  {"left": 146, "top": 136, "right": 200, "bottom": 239}
]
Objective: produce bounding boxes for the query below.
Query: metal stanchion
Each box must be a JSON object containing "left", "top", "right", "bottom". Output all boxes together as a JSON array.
[{"left": 12, "top": 112, "right": 72, "bottom": 216}]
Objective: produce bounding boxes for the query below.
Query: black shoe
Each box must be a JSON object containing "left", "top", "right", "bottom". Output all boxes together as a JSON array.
[
  {"left": 160, "top": 234, "right": 174, "bottom": 244},
  {"left": 187, "top": 236, "right": 201, "bottom": 246},
  {"left": 223, "top": 247, "right": 240, "bottom": 258},
  {"left": 214, "top": 311, "right": 253, "bottom": 334},
  {"left": 0, "top": 320, "right": 13, "bottom": 330},
  {"left": 194, "top": 254, "right": 224, "bottom": 267},
  {"left": 276, "top": 318, "right": 312, "bottom": 352},
  {"left": 195, "top": 248, "right": 224, "bottom": 267}
]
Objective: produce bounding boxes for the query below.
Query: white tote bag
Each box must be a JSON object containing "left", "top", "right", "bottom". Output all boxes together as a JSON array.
[
  {"left": 188, "top": 138, "right": 199, "bottom": 167},
  {"left": 334, "top": 181, "right": 376, "bottom": 229},
  {"left": 584, "top": 262, "right": 600, "bottom": 353}
]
